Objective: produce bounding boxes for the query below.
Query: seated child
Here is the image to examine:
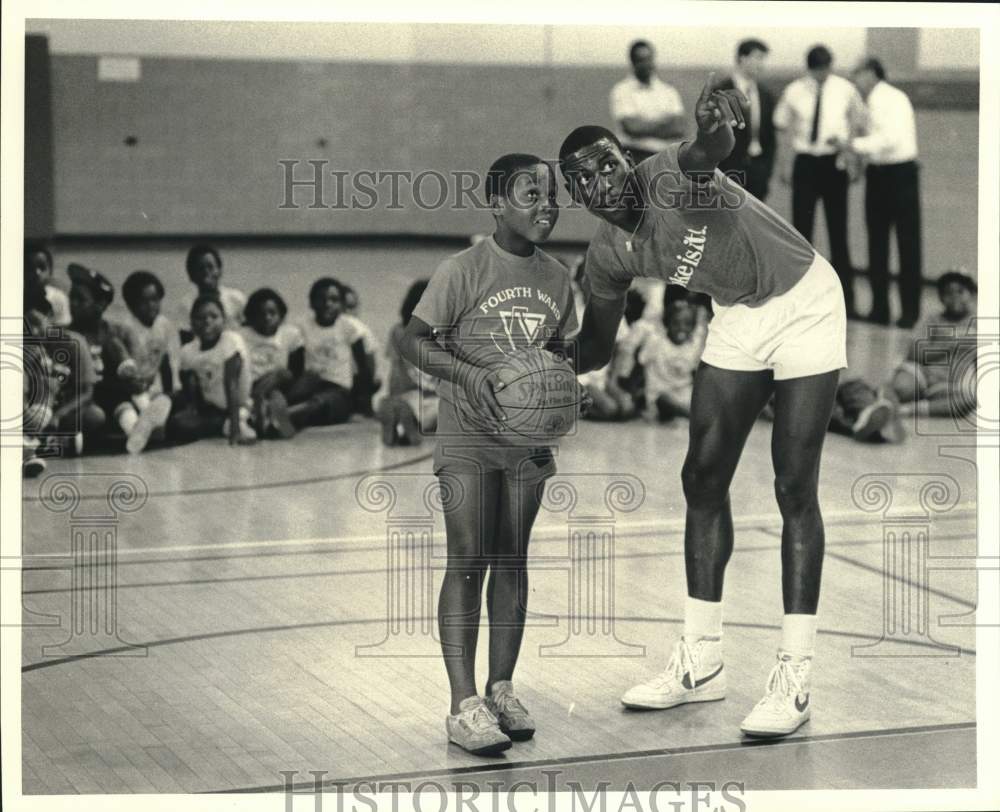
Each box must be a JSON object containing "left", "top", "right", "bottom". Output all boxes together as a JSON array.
[
  {"left": 762, "top": 372, "right": 904, "bottom": 444},
  {"left": 340, "top": 282, "right": 382, "bottom": 415},
  {"left": 116, "top": 270, "right": 177, "bottom": 454},
  {"left": 580, "top": 288, "right": 647, "bottom": 421},
  {"left": 22, "top": 282, "right": 99, "bottom": 474},
  {"left": 239, "top": 287, "right": 303, "bottom": 439},
  {"left": 376, "top": 279, "right": 439, "bottom": 445},
  {"left": 616, "top": 286, "right": 707, "bottom": 422},
  {"left": 825, "top": 378, "right": 905, "bottom": 443},
  {"left": 888, "top": 270, "right": 978, "bottom": 419},
  {"left": 170, "top": 295, "right": 256, "bottom": 444},
  {"left": 288, "top": 278, "right": 375, "bottom": 429},
  {"left": 25, "top": 240, "right": 71, "bottom": 326},
  {"left": 180, "top": 243, "right": 247, "bottom": 340},
  {"left": 67, "top": 263, "right": 147, "bottom": 452}
]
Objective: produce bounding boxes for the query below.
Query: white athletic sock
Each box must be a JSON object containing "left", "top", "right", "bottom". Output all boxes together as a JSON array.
[
  {"left": 682, "top": 596, "right": 723, "bottom": 642},
  {"left": 781, "top": 614, "right": 817, "bottom": 659},
  {"left": 117, "top": 404, "right": 139, "bottom": 434}
]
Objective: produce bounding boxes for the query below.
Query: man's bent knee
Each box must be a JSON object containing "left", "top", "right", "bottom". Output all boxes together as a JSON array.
[
  {"left": 682, "top": 461, "right": 729, "bottom": 510},
  {"left": 774, "top": 474, "right": 818, "bottom": 516}
]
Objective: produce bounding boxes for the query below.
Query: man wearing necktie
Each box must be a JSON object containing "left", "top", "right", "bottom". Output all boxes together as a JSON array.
[
  {"left": 718, "top": 38, "right": 777, "bottom": 202},
  {"left": 774, "top": 45, "right": 867, "bottom": 319}
]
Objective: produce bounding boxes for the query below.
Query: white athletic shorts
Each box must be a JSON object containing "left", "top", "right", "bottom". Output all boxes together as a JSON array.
[{"left": 701, "top": 253, "right": 848, "bottom": 380}]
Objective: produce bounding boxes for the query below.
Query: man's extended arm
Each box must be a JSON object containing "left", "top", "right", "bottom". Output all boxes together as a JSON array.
[
  {"left": 678, "top": 73, "right": 748, "bottom": 176},
  {"left": 568, "top": 295, "right": 627, "bottom": 374}
]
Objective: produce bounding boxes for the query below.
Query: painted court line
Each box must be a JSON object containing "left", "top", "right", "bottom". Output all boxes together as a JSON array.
[
  {"left": 20, "top": 530, "right": 976, "bottom": 595},
  {"left": 825, "top": 548, "right": 979, "bottom": 610},
  {"left": 19, "top": 451, "right": 434, "bottom": 502},
  {"left": 28, "top": 505, "right": 974, "bottom": 558},
  {"left": 210, "top": 721, "right": 977, "bottom": 793},
  {"left": 21, "top": 615, "right": 976, "bottom": 674}
]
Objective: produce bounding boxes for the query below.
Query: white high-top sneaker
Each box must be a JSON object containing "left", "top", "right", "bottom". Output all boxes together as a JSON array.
[
  {"left": 740, "top": 651, "right": 812, "bottom": 737},
  {"left": 620, "top": 637, "right": 726, "bottom": 709}
]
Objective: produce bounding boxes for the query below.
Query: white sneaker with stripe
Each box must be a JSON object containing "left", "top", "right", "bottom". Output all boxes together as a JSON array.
[
  {"left": 445, "top": 696, "right": 512, "bottom": 756},
  {"left": 740, "top": 652, "right": 812, "bottom": 737},
  {"left": 620, "top": 637, "right": 726, "bottom": 709}
]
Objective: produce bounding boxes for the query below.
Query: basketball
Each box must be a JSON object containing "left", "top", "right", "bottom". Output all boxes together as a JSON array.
[{"left": 493, "top": 346, "right": 580, "bottom": 441}]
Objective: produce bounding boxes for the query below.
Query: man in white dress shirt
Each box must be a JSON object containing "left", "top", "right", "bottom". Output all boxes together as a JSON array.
[
  {"left": 610, "top": 40, "right": 687, "bottom": 164},
  {"left": 847, "top": 58, "right": 922, "bottom": 328},
  {"left": 774, "top": 45, "right": 867, "bottom": 318}
]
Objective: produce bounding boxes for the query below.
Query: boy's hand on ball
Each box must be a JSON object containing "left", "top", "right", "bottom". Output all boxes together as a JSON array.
[
  {"left": 480, "top": 370, "right": 508, "bottom": 428},
  {"left": 464, "top": 367, "right": 508, "bottom": 428}
]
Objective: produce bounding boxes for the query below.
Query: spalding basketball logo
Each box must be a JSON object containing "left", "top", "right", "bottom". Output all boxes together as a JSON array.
[{"left": 543, "top": 414, "right": 567, "bottom": 434}]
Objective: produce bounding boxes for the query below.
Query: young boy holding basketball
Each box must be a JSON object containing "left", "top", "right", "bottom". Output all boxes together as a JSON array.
[
  {"left": 398, "top": 154, "right": 577, "bottom": 756},
  {"left": 560, "top": 73, "right": 846, "bottom": 738}
]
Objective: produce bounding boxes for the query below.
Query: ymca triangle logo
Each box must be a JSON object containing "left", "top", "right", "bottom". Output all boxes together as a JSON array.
[{"left": 493, "top": 305, "right": 545, "bottom": 353}]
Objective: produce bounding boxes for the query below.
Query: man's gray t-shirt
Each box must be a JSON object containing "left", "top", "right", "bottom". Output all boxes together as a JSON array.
[{"left": 584, "top": 142, "right": 816, "bottom": 307}]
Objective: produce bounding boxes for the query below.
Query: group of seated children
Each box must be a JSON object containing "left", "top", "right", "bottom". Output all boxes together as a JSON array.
[
  {"left": 823, "top": 270, "right": 979, "bottom": 443},
  {"left": 23, "top": 237, "right": 979, "bottom": 475},
  {"left": 575, "top": 256, "right": 710, "bottom": 425},
  {"left": 22, "top": 241, "right": 393, "bottom": 475},
  {"left": 574, "top": 255, "right": 979, "bottom": 443}
]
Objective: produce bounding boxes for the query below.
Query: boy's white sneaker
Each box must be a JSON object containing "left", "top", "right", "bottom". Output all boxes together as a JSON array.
[
  {"left": 740, "top": 652, "right": 812, "bottom": 738},
  {"left": 445, "top": 696, "right": 512, "bottom": 756},
  {"left": 621, "top": 637, "right": 726, "bottom": 709},
  {"left": 485, "top": 681, "right": 535, "bottom": 741}
]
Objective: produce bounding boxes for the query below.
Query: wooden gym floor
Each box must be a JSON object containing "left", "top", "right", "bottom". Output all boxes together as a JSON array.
[{"left": 17, "top": 310, "right": 983, "bottom": 794}]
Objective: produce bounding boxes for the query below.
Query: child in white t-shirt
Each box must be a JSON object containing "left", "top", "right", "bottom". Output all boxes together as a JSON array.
[
  {"left": 239, "top": 287, "right": 303, "bottom": 439},
  {"left": 171, "top": 294, "right": 255, "bottom": 444},
  {"left": 116, "top": 270, "right": 180, "bottom": 453},
  {"left": 287, "top": 277, "right": 375, "bottom": 429},
  {"left": 889, "top": 270, "right": 978, "bottom": 419},
  {"left": 179, "top": 243, "right": 247, "bottom": 340},
  {"left": 617, "top": 289, "right": 707, "bottom": 422}
]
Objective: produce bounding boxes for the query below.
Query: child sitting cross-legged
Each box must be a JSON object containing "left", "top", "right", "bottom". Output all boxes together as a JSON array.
[
  {"left": 286, "top": 278, "right": 375, "bottom": 430},
  {"left": 239, "top": 287, "right": 303, "bottom": 439},
  {"left": 375, "top": 279, "right": 439, "bottom": 445},
  {"left": 116, "top": 270, "right": 178, "bottom": 454},
  {"left": 169, "top": 295, "right": 256, "bottom": 445},
  {"left": 615, "top": 286, "right": 707, "bottom": 422}
]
